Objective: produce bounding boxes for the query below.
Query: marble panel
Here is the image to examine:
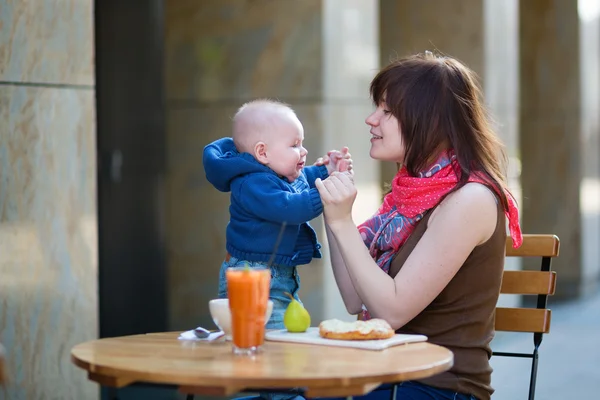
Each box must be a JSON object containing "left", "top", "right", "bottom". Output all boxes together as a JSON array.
[
  {"left": 0, "top": 86, "right": 97, "bottom": 399},
  {"left": 0, "top": 0, "right": 94, "bottom": 85},
  {"left": 165, "top": 0, "right": 322, "bottom": 101}
]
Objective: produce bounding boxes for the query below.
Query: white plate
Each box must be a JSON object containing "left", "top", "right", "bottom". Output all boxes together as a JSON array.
[{"left": 265, "top": 327, "right": 427, "bottom": 351}]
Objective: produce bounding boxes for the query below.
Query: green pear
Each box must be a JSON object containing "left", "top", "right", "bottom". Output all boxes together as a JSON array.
[{"left": 283, "top": 292, "right": 311, "bottom": 333}]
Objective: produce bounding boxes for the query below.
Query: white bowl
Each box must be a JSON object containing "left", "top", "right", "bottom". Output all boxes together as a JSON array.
[{"left": 209, "top": 298, "right": 274, "bottom": 340}]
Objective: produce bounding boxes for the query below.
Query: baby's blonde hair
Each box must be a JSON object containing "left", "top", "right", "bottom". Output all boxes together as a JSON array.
[{"left": 232, "top": 99, "right": 298, "bottom": 153}]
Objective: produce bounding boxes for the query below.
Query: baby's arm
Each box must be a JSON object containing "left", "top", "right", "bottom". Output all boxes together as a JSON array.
[
  {"left": 303, "top": 164, "right": 329, "bottom": 188},
  {"left": 238, "top": 175, "right": 323, "bottom": 224}
]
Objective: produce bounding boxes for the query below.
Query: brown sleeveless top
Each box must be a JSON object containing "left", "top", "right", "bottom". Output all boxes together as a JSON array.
[{"left": 388, "top": 200, "right": 506, "bottom": 400}]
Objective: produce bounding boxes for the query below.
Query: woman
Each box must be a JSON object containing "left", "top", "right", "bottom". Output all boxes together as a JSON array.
[{"left": 314, "top": 52, "right": 522, "bottom": 400}]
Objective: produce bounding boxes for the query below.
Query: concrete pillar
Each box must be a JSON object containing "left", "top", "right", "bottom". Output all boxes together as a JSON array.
[
  {"left": 519, "top": 0, "right": 583, "bottom": 299},
  {"left": 379, "top": 0, "right": 520, "bottom": 187},
  {"left": 484, "top": 0, "right": 520, "bottom": 181},
  {"left": 379, "top": 0, "right": 521, "bottom": 306},
  {"left": 0, "top": 1, "right": 97, "bottom": 398},
  {"left": 321, "top": 0, "right": 381, "bottom": 319},
  {"left": 379, "top": 0, "right": 486, "bottom": 184},
  {"left": 579, "top": 0, "right": 600, "bottom": 296},
  {"left": 164, "top": 0, "right": 380, "bottom": 329},
  {"left": 482, "top": 0, "right": 522, "bottom": 309}
]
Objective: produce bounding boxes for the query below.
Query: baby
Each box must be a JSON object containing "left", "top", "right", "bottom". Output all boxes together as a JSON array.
[{"left": 203, "top": 99, "right": 352, "bottom": 329}]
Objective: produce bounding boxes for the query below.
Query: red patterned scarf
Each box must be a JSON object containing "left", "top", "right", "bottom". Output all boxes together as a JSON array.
[{"left": 357, "top": 151, "right": 522, "bottom": 320}]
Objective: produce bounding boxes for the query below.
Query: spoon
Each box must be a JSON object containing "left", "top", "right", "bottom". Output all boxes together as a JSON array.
[{"left": 193, "top": 327, "right": 211, "bottom": 339}]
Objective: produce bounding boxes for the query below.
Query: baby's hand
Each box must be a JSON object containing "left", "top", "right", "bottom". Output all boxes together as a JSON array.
[
  {"left": 336, "top": 147, "right": 353, "bottom": 174},
  {"left": 314, "top": 147, "right": 353, "bottom": 175}
]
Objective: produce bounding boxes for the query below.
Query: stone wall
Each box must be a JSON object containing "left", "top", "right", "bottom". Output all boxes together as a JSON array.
[{"left": 0, "top": 1, "right": 98, "bottom": 398}]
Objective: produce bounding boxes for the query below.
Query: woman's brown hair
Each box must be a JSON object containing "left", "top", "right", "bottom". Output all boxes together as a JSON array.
[{"left": 370, "top": 51, "right": 512, "bottom": 211}]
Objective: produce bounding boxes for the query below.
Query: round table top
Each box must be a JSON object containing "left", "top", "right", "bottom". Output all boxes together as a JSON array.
[{"left": 71, "top": 331, "right": 453, "bottom": 398}]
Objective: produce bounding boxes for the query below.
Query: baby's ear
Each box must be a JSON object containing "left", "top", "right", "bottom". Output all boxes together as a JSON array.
[{"left": 254, "top": 142, "right": 269, "bottom": 165}]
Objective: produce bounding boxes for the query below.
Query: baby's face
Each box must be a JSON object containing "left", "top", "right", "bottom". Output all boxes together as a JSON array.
[{"left": 264, "top": 117, "right": 307, "bottom": 182}]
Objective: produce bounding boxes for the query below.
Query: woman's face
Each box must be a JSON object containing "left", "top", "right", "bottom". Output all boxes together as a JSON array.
[{"left": 365, "top": 103, "right": 405, "bottom": 163}]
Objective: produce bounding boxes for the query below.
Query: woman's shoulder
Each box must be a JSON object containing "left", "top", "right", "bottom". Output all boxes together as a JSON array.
[{"left": 429, "top": 182, "right": 499, "bottom": 245}]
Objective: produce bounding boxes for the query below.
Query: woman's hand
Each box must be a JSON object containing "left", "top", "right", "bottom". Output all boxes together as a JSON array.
[{"left": 315, "top": 172, "right": 357, "bottom": 227}]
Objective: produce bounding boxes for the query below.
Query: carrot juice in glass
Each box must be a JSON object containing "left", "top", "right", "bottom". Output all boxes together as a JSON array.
[{"left": 226, "top": 266, "right": 271, "bottom": 355}]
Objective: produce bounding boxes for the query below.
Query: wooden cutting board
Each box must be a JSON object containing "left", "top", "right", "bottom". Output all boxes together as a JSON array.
[{"left": 265, "top": 327, "right": 427, "bottom": 351}]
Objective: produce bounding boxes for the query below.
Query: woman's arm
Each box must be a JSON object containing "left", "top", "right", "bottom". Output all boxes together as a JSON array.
[
  {"left": 317, "top": 173, "right": 498, "bottom": 330},
  {"left": 325, "top": 224, "right": 363, "bottom": 314}
]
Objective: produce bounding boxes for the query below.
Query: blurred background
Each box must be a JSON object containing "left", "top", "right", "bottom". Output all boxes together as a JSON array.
[{"left": 0, "top": 0, "right": 599, "bottom": 399}]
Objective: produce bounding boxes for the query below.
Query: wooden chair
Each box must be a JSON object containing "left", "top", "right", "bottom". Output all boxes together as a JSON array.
[{"left": 493, "top": 234, "right": 560, "bottom": 400}]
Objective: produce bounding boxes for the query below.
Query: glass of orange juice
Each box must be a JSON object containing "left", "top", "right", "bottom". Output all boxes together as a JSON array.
[{"left": 226, "top": 266, "right": 271, "bottom": 355}]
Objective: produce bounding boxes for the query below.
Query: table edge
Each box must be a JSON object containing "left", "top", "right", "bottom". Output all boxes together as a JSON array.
[{"left": 71, "top": 339, "right": 454, "bottom": 390}]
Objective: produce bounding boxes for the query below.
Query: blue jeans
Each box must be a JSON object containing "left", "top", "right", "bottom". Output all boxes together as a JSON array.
[
  {"left": 236, "top": 382, "right": 477, "bottom": 400},
  {"left": 308, "top": 382, "right": 477, "bottom": 400},
  {"left": 218, "top": 256, "right": 302, "bottom": 329}
]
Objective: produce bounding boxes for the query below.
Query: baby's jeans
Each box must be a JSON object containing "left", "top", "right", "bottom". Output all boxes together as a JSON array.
[{"left": 218, "top": 255, "right": 302, "bottom": 330}]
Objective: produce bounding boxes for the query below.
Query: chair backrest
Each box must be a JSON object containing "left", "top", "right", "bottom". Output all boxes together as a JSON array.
[
  {"left": 495, "top": 234, "right": 560, "bottom": 334},
  {"left": 493, "top": 234, "right": 559, "bottom": 400}
]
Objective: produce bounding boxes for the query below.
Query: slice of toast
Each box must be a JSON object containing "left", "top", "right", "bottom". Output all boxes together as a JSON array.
[{"left": 318, "top": 318, "right": 395, "bottom": 340}]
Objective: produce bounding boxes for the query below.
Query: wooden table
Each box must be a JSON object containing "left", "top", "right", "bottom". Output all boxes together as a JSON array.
[{"left": 71, "top": 332, "right": 453, "bottom": 398}]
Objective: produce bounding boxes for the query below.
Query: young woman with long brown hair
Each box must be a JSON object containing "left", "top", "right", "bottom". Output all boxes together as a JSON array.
[{"left": 314, "top": 52, "right": 523, "bottom": 400}]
